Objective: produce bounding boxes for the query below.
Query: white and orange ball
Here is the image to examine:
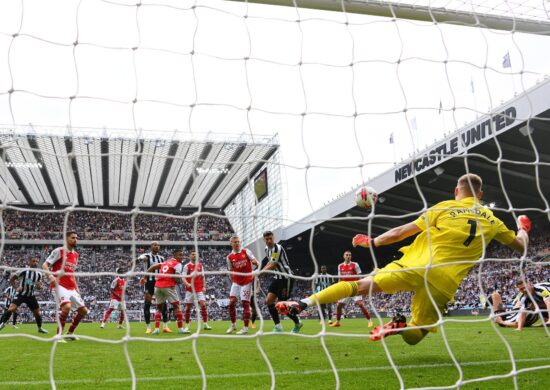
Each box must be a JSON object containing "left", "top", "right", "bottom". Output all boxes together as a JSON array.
[{"left": 355, "top": 186, "right": 378, "bottom": 208}]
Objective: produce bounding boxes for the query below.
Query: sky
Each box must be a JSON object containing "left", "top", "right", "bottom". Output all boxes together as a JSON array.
[{"left": 0, "top": 0, "right": 549, "bottom": 225}]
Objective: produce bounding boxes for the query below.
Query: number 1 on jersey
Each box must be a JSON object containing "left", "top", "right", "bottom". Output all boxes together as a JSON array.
[{"left": 463, "top": 219, "right": 477, "bottom": 247}]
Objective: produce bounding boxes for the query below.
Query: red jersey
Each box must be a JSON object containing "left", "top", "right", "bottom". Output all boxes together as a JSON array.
[
  {"left": 227, "top": 248, "right": 256, "bottom": 286},
  {"left": 183, "top": 262, "right": 204, "bottom": 292},
  {"left": 46, "top": 247, "right": 79, "bottom": 290},
  {"left": 155, "top": 258, "right": 183, "bottom": 288},
  {"left": 110, "top": 277, "right": 126, "bottom": 301},
  {"left": 338, "top": 261, "right": 362, "bottom": 282}
]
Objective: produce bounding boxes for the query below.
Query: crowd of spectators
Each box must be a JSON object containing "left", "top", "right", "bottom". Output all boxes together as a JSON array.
[
  {"left": 1, "top": 229, "right": 548, "bottom": 323},
  {"left": 3, "top": 210, "right": 233, "bottom": 241}
]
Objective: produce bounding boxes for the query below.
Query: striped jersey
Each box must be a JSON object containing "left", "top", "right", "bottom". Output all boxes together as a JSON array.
[
  {"left": 265, "top": 243, "right": 292, "bottom": 280},
  {"left": 139, "top": 252, "right": 165, "bottom": 282},
  {"left": 3, "top": 286, "right": 16, "bottom": 305},
  {"left": 520, "top": 282, "right": 550, "bottom": 310},
  {"left": 315, "top": 273, "right": 333, "bottom": 292},
  {"left": 15, "top": 268, "right": 43, "bottom": 297}
]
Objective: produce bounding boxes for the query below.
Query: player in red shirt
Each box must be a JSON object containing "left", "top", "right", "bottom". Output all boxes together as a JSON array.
[
  {"left": 330, "top": 251, "right": 373, "bottom": 328},
  {"left": 226, "top": 235, "right": 259, "bottom": 335},
  {"left": 42, "top": 231, "right": 88, "bottom": 341},
  {"left": 141, "top": 248, "right": 189, "bottom": 335},
  {"left": 181, "top": 250, "right": 212, "bottom": 333},
  {"left": 100, "top": 268, "right": 127, "bottom": 329}
]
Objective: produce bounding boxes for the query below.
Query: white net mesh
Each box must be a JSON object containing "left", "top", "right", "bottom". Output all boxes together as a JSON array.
[{"left": 0, "top": 0, "right": 549, "bottom": 388}]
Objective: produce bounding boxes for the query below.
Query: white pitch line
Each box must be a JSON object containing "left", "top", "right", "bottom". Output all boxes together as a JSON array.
[{"left": 1, "top": 357, "right": 549, "bottom": 386}]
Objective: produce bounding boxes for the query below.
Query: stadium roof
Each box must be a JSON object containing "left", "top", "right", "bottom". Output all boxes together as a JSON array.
[
  {"left": 280, "top": 78, "right": 550, "bottom": 271},
  {"left": 0, "top": 129, "right": 278, "bottom": 209}
]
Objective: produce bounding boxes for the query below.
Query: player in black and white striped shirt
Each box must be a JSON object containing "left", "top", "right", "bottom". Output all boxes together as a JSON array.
[
  {"left": 138, "top": 241, "right": 169, "bottom": 334},
  {"left": 515, "top": 280, "right": 550, "bottom": 330},
  {"left": 315, "top": 265, "right": 334, "bottom": 324},
  {"left": 0, "top": 257, "right": 48, "bottom": 333},
  {"left": 2, "top": 284, "right": 18, "bottom": 328},
  {"left": 260, "top": 231, "right": 302, "bottom": 333},
  {"left": 489, "top": 289, "right": 540, "bottom": 329}
]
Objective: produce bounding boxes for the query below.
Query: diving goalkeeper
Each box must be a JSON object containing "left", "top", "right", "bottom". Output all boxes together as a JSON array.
[{"left": 277, "top": 173, "right": 530, "bottom": 345}]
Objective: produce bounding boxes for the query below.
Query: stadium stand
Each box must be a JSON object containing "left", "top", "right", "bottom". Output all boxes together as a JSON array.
[{"left": 4, "top": 210, "right": 233, "bottom": 241}]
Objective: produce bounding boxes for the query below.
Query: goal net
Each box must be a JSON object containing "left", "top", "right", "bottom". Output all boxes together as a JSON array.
[{"left": 0, "top": 0, "right": 549, "bottom": 388}]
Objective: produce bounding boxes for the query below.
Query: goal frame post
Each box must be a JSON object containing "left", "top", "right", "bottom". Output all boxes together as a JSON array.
[{"left": 227, "top": 0, "right": 550, "bottom": 36}]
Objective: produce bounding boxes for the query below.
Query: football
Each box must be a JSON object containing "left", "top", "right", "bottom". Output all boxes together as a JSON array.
[{"left": 355, "top": 186, "right": 378, "bottom": 208}]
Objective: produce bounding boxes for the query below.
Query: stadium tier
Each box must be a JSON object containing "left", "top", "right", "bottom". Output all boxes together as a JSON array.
[{"left": 3, "top": 209, "right": 233, "bottom": 241}]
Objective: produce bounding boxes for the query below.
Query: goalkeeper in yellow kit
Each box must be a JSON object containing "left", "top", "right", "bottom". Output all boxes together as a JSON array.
[{"left": 276, "top": 173, "right": 531, "bottom": 345}]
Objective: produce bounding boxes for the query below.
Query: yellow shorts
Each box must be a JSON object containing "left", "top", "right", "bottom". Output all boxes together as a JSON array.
[{"left": 372, "top": 262, "right": 449, "bottom": 331}]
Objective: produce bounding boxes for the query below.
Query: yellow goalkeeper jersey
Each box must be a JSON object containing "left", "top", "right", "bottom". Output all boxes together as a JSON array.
[{"left": 397, "top": 197, "right": 516, "bottom": 298}]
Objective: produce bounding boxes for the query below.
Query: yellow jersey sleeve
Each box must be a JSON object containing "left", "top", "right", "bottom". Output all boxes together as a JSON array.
[
  {"left": 414, "top": 201, "right": 449, "bottom": 231},
  {"left": 493, "top": 218, "right": 516, "bottom": 245}
]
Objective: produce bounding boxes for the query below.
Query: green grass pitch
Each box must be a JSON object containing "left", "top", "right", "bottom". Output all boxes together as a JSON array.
[{"left": 0, "top": 318, "right": 548, "bottom": 389}]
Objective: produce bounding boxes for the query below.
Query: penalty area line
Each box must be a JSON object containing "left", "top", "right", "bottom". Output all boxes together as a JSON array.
[{"left": 2, "top": 357, "right": 549, "bottom": 386}]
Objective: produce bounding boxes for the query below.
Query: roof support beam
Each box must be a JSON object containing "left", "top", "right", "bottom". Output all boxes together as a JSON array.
[
  {"left": 1, "top": 153, "right": 33, "bottom": 205},
  {"left": 152, "top": 142, "right": 179, "bottom": 208},
  {"left": 64, "top": 138, "right": 84, "bottom": 206},
  {"left": 499, "top": 140, "right": 550, "bottom": 165},
  {"left": 221, "top": 146, "right": 278, "bottom": 210},
  {"left": 127, "top": 140, "right": 144, "bottom": 208},
  {"left": 101, "top": 139, "right": 109, "bottom": 208},
  {"left": 27, "top": 137, "right": 60, "bottom": 207},
  {"left": 176, "top": 143, "right": 212, "bottom": 209},
  {"left": 200, "top": 144, "right": 246, "bottom": 208},
  {"left": 323, "top": 220, "right": 397, "bottom": 236}
]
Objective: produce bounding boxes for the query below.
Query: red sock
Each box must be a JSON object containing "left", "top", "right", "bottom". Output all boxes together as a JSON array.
[
  {"left": 102, "top": 308, "right": 113, "bottom": 323},
  {"left": 200, "top": 305, "right": 208, "bottom": 323},
  {"left": 185, "top": 304, "right": 192, "bottom": 324},
  {"left": 176, "top": 310, "right": 183, "bottom": 329},
  {"left": 336, "top": 306, "right": 342, "bottom": 321},
  {"left": 360, "top": 306, "right": 371, "bottom": 320},
  {"left": 229, "top": 302, "right": 236, "bottom": 324},
  {"left": 68, "top": 312, "right": 85, "bottom": 333},
  {"left": 243, "top": 301, "right": 250, "bottom": 327},
  {"left": 154, "top": 309, "right": 161, "bottom": 329},
  {"left": 118, "top": 311, "right": 125, "bottom": 325},
  {"left": 57, "top": 310, "right": 68, "bottom": 335}
]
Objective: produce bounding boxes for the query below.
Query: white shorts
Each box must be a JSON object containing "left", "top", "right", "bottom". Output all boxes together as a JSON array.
[
  {"left": 338, "top": 295, "right": 364, "bottom": 305},
  {"left": 54, "top": 285, "right": 85, "bottom": 309},
  {"left": 154, "top": 287, "right": 180, "bottom": 305},
  {"left": 230, "top": 282, "right": 252, "bottom": 302},
  {"left": 109, "top": 299, "right": 125, "bottom": 310},
  {"left": 184, "top": 291, "right": 206, "bottom": 304}
]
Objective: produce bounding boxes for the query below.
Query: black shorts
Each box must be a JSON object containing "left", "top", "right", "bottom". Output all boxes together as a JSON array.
[
  {"left": 144, "top": 280, "right": 156, "bottom": 296},
  {"left": 12, "top": 295, "right": 39, "bottom": 311},
  {"left": 268, "top": 279, "right": 294, "bottom": 301}
]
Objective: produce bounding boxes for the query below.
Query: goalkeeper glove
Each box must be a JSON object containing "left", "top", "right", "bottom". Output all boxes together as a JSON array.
[
  {"left": 352, "top": 234, "right": 376, "bottom": 248},
  {"left": 517, "top": 215, "right": 531, "bottom": 233}
]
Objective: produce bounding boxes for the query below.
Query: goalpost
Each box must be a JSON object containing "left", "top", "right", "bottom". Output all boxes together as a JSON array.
[{"left": 0, "top": 0, "right": 549, "bottom": 389}]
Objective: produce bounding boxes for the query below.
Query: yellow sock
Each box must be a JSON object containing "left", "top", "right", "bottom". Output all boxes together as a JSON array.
[{"left": 310, "top": 282, "right": 358, "bottom": 305}]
